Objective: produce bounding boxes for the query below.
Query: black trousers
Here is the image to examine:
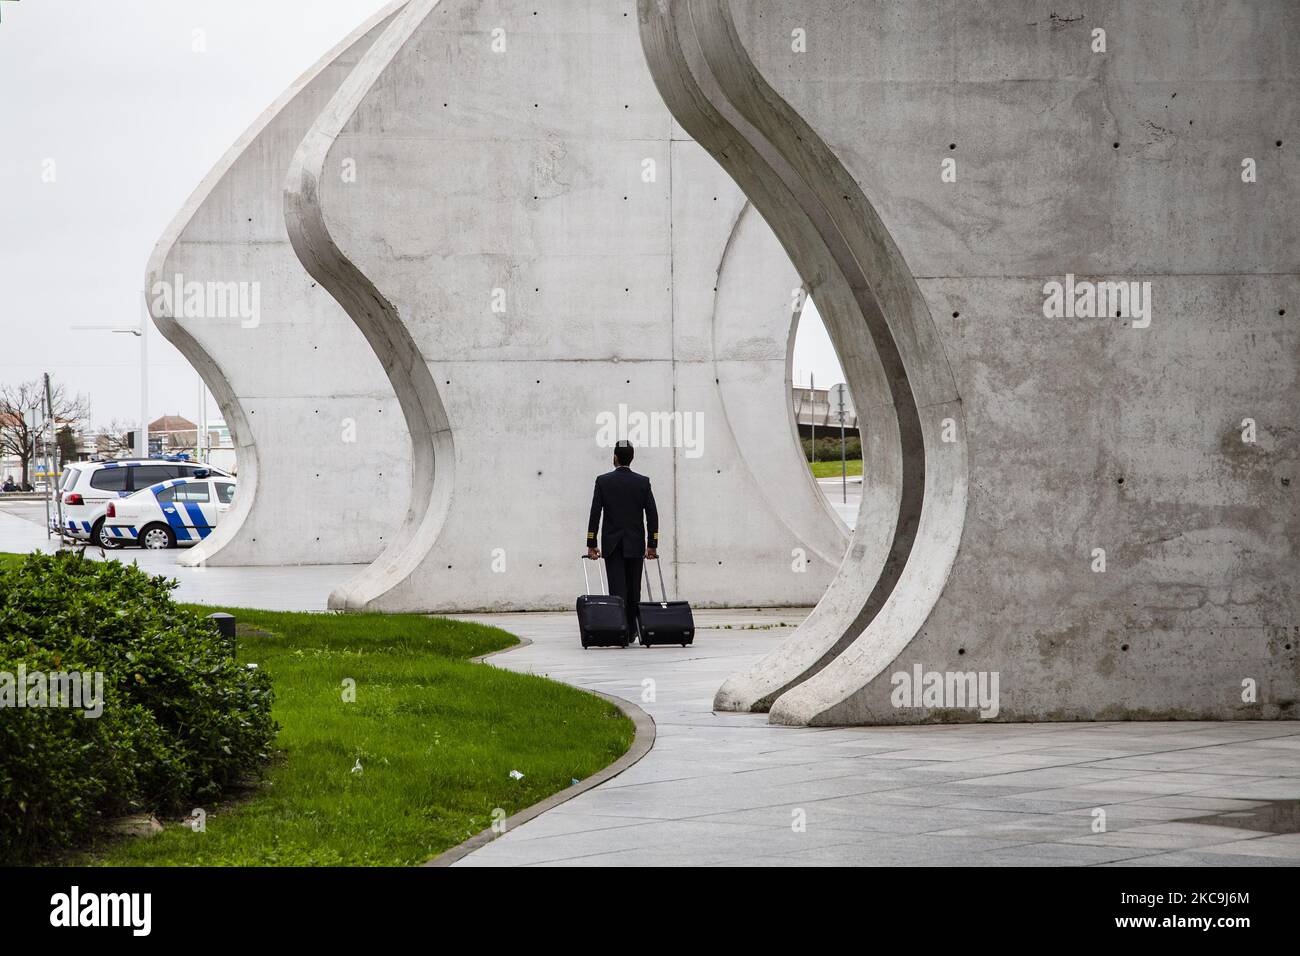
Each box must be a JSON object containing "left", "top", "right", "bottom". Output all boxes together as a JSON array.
[{"left": 604, "top": 552, "right": 644, "bottom": 636}]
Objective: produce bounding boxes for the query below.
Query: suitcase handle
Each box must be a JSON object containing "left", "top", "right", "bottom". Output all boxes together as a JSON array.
[
  {"left": 643, "top": 554, "right": 669, "bottom": 603},
  {"left": 580, "top": 554, "right": 608, "bottom": 596}
]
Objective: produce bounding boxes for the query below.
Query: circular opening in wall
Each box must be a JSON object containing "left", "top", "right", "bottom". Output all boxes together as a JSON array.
[
  {"left": 1121, "top": 643, "right": 1130, "bottom": 651},
  {"left": 1117, "top": 477, "right": 1125, "bottom": 485},
  {"left": 1279, "top": 309, "right": 1287, "bottom": 316},
  {"left": 948, "top": 143, "right": 956, "bottom": 150},
  {"left": 1113, "top": 142, "right": 1120, "bottom": 149},
  {"left": 1277, "top": 140, "right": 1284, "bottom": 147},
  {"left": 952, "top": 311, "right": 959, "bottom": 318},
  {"left": 957, "top": 647, "right": 966, "bottom": 655}
]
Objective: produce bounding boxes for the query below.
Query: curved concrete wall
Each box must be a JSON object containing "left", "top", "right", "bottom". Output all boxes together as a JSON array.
[
  {"left": 147, "top": 2, "right": 412, "bottom": 567},
  {"left": 640, "top": 0, "right": 968, "bottom": 716},
  {"left": 286, "top": 0, "right": 847, "bottom": 612},
  {"left": 647, "top": 0, "right": 1299, "bottom": 723}
]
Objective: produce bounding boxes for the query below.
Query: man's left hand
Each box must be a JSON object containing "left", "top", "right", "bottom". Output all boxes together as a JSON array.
[{"left": 645, "top": 548, "right": 657, "bottom": 560}]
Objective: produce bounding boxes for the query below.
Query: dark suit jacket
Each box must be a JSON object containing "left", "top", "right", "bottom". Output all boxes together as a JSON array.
[{"left": 587, "top": 466, "right": 659, "bottom": 556}]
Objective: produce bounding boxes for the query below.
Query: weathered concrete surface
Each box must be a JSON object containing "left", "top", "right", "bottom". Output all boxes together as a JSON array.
[
  {"left": 286, "top": 0, "right": 847, "bottom": 611},
  {"left": 643, "top": 0, "right": 1299, "bottom": 723},
  {"left": 641, "top": 0, "right": 968, "bottom": 717},
  {"left": 146, "top": 2, "right": 412, "bottom": 567}
]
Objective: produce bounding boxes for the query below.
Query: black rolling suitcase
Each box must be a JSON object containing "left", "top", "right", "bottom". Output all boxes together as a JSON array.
[
  {"left": 638, "top": 557, "right": 695, "bottom": 647},
  {"left": 577, "top": 556, "right": 630, "bottom": 649}
]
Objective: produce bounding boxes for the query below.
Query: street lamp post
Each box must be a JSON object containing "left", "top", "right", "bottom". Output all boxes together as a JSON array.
[
  {"left": 829, "top": 382, "right": 854, "bottom": 504},
  {"left": 70, "top": 317, "right": 148, "bottom": 458}
]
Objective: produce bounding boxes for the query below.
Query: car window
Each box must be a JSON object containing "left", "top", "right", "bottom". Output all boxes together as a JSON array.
[
  {"left": 215, "top": 482, "right": 236, "bottom": 505},
  {"left": 173, "top": 483, "right": 210, "bottom": 503},
  {"left": 129, "top": 465, "right": 178, "bottom": 489},
  {"left": 89, "top": 468, "right": 129, "bottom": 492},
  {"left": 154, "top": 486, "right": 175, "bottom": 504},
  {"left": 60, "top": 468, "right": 80, "bottom": 491}
]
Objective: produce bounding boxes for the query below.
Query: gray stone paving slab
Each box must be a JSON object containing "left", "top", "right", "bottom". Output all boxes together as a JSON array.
[{"left": 447, "top": 610, "right": 1300, "bottom": 866}]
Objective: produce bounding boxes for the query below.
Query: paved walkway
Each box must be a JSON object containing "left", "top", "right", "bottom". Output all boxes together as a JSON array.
[
  {"left": 450, "top": 611, "right": 1300, "bottom": 867},
  {"left": 0, "top": 505, "right": 352, "bottom": 611},
  {"left": 5, "top": 500, "right": 1298, "bottom": 866}
]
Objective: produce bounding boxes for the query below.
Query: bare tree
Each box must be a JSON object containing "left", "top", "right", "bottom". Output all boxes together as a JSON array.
[
  {"left": 95, "top": 420, "right": 135, "bottom": 458},
  {"left": 0, "top": 380, "right": 89, "bottom": 487}
]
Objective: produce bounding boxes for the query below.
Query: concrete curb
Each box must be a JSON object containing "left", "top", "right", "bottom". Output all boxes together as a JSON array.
[
  {"left": 468, "top": 635, "right": 533, "bottom": 663},
  {"left": 424, "top": 637, "right": 656, "bottom": 868}
]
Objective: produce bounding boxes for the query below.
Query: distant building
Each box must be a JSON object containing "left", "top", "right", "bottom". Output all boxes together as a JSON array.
[
  {"left": 791, "top": 385, "right": 859, "bottom": 439},
  {"left": 150, "top": 415, "right": 199, "bottom": 451}
]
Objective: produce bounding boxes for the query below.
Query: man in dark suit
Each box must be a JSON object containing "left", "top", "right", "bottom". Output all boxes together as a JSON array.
[{"left": 586, "top": 440, "right": 659, "bottom": 641}]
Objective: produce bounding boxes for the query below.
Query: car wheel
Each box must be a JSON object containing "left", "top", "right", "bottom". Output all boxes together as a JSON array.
[
  {"left": 140, "top": 524, "right": 175, "bottom": 550},
  {"left": 92, "top": 519, "right": 122, "bottom": 550}
]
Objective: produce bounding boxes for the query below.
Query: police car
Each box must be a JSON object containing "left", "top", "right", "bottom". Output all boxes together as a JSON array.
[
  {"left": 55, "top": 457, "right": 232, "bottom": 548},
  {"left": 103, "top": 476, "right": 237, "bottom": 549}
]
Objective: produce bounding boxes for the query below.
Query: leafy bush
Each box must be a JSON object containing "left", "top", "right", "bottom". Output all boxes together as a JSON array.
[
  {"left": 0, "top": 552, "right": 276, "bottom": 862},
  {"left": 802, "top": 435, "right": 861, "bottom": 462}
]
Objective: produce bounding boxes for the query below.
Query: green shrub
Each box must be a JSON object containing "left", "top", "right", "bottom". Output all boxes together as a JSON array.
[
  {"left": 0, "top": 552, "right": 276, "bottom": 862},
  {"left": 802, "top": 435, "right": 861, "bottom": 462}
]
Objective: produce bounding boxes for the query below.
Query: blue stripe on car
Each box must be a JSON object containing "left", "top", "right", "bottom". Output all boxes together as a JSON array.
[
  {"left": 158, "top": 502, "right": 190, "bottom": 542},
  {"left": 182, "top": 501, "right": 210, "bottom": 539}
]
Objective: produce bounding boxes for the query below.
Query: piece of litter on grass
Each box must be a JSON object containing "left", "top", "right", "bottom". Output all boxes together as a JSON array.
[
  {"left": 351, "top": 759, "right": 363, "bottom": 775},
  {"left": 571, "top": 778, "right": 581, "bottom": 786},
  {"left": 508, "top": 769, "right": 524, "bottom": 780}
]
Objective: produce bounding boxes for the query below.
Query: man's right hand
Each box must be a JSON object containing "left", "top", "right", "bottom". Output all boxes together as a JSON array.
[{"left": 587, "top": 548, "right": 601, "bottom": 560}]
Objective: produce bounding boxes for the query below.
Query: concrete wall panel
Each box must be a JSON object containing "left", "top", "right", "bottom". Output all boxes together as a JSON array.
[
  {"left": 286, "top": 0, "right": 847, "bottom": 612},
  {"left": 642, "top": 0, "right": 1298, "bottom": 723},
  {"left": 146, "top": 2, "right": 413, "bottom": 567}
]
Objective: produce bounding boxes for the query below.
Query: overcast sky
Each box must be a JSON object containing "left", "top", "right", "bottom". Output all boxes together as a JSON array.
[{"left": 0, "top": 0, "right": 842, "bottom": 430}]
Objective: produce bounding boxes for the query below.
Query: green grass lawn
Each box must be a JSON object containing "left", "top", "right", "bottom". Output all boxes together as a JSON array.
[
  {"left": 809, "top": 458, "right": 863, "bottom": 479},
  {"left": 71, "top": 605, "right": 633, "bottom": 866}
]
